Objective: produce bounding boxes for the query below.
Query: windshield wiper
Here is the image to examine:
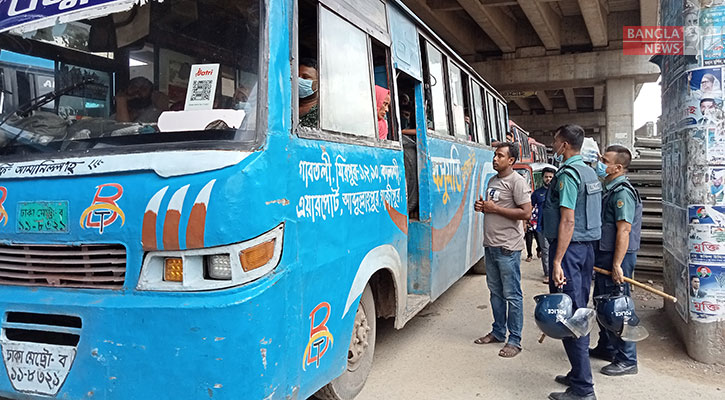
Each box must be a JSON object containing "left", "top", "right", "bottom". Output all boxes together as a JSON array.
[
  {"left": 0, "top": 78, "right": 96, "bottom": 126},
  {"left": 0, "top": 78, "right": 96, "bottom": 149},
  {"left": 21, "top": 77, "right": 96, "bottom": 118}
]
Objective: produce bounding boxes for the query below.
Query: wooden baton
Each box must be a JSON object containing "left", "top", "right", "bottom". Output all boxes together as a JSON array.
[{"left": 593, "top": 267, "right": 677, "bottom": 303}]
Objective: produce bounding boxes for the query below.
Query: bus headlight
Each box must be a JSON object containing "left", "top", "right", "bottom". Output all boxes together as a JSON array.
[
  {"left": 205, "top": 254, "right": 232, "bottom": 280},
  {"left": 138, "top": 223, "right": 284, "bottom": 291}
]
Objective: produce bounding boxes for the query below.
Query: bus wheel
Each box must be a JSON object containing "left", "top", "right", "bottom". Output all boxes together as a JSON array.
[{"left": 315, "top": 284, "right": 376, "bottom": 400}]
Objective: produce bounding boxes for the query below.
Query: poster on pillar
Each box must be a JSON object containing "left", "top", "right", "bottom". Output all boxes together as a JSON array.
[
  {"left": 689, "top": 163, "right": 713, "bottom": 205},
  {"left": 706, "top": 127, "right": 725, "bottom": 163},
  {"left": 688, "top": 205, "right": 725, "bottom": 264},
  {"left": 688, "top": 264, "right": 725, "bottom": 322},
  {"left": 708, "top": 167, "right": 725, "bottom": 204},
  {"left": 685, "top": 68, "right": 724, "bottom": 127},
  {"left": 701, "top": 4, "right": 725, "bottom": 66}
]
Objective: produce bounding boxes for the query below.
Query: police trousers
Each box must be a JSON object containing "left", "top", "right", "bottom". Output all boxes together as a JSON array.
[
  {"left": 593, "top": 251, "right": 638, "bottom": 366},
  {"left": 549, "top": 240, "right": 595, "bottom": 397}
]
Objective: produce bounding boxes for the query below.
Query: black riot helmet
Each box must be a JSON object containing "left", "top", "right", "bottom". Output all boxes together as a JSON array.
[
  {"left": 534, "top": 293, "right": 596, "bottom": 339},
  {"left": 594, "top": 287, "right": 649, "bottom": 342}
]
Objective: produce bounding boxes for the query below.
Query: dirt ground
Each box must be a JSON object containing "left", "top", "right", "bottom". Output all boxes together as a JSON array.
[{"left": 355, "top": 257, "right": 724, "bottom": 400}]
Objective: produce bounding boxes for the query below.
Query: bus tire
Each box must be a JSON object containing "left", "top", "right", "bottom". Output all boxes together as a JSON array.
[
  {"left": 314, "top": 284, "right": 376, "bottom": 400},
  {"left": 471, "top": 256, "right": 486, "bottom": 275}
]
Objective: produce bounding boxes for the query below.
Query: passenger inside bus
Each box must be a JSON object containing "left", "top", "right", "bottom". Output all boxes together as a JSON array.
[
  {"left": 299, "top": 58, "right": 319, "bottom": 128},
  {"left": 375, "top": 85, "right": 390, "bottom": 140},
  {"left": 113, "top": 77, "right": 163, "bottom": 123}
]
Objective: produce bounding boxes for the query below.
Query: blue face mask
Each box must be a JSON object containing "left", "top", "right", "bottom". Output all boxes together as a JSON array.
[
  {"left": 596, "top": 161, "right": 608, "bottom": 178},
  {"left": 299, "top": 78, "right": 315, "bottom": 98},
  {"left": 553, "top": 144, "right": 564, "bottom": 163}
]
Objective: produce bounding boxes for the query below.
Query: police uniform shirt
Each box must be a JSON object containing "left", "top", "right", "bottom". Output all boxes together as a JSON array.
[
  {"left": 603, "top": 175, "right": 637, "bottom": 225},
  {"left": 555, "top": 155, "right": 585, "bottom": 209}
]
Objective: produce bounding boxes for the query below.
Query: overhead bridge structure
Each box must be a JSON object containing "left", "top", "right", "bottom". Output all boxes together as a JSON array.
[{"left": 402, "top": 0, "right": 661, "bottom": 148}]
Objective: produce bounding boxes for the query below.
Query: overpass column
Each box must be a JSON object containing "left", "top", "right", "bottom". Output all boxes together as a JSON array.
[
  {"left": 657, "top": 0, "right": 725, "bottom": 365},
  {"left": 604, "top": 77, "right": 635, "bottom": 148}
]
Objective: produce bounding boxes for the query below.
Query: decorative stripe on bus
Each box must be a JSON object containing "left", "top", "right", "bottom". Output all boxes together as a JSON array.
[
  {"left": 431, "top": 172, "right": 472, "bottom": 252},
  {"left": 385, "top": 201, "right": 408, "bottom": 235},
  {"left": 186, "top": 180, "right": 216, "bottom": 249},
  {"left": 142, "top": 186, "right": 169, "bottom": 251},
  {"left": 142, "top": 181, "right": 215, "bottom": 251},
  {"left": 163, "top": 185, "right": 190, "bottom": 251}
]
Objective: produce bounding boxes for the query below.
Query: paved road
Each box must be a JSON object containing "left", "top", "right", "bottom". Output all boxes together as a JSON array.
[{"left": 356, "top": 258, "right": 724, "bottom": 400}]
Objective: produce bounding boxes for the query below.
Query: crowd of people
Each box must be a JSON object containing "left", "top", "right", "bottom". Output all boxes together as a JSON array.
[{"left": 475, "top": 124, "right": 643, "bottom": 400}]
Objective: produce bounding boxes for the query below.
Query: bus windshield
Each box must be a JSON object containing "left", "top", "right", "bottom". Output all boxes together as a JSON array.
[{"left": 0, "top": 0, "right": 260, "bottom": 158}]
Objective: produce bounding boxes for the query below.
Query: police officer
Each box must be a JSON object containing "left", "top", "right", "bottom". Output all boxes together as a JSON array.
[
  {"left": 589, "top": 145, "right": 642, "bottom": 376},
  {"left": 540, "top": 125, "right": 602, "bottom": 400}
]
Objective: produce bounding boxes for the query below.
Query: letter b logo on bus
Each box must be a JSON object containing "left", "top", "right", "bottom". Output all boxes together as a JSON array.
[
  {"left": 303, "top": 302, "right": 334, "bottom": 371},
  {"left": 80, "top": 183, "right": 125, "bottom": 234}
]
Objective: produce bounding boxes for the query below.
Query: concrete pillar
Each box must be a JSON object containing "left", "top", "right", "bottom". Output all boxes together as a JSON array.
[
  {"left": 605, "top": 78, "right": 635, "bottom": 149},
  {"left": 657, "top": 0, "right": 725, "bottom": 365},
  {"left": 598, "top": 127, "right": 606, "bottom": 150}
]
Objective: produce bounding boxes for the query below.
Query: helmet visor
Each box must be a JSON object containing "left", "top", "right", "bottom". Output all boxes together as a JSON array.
[{"left": 562, "top": 308, "right": 597, "bottom": 338}]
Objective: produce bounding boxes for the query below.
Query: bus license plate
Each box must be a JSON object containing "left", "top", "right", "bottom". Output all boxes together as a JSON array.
[
  {"left": 1, "top": 340, "right": 76, "bottom": 396},
  {"left": 17, "top": 201, "right": 69, "bottom": 233}
]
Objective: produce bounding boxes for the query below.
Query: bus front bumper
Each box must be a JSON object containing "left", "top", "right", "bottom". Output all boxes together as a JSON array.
[{"left": 0, "top": 272, "right": 292, "bottom": 400}]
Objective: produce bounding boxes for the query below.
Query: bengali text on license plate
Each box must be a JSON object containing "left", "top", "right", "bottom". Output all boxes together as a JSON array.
[
  {"left": 1, "top": 340, "right": 76, "bottom": 396},
  {"left": 16, "top": 201, "right": 69, "bottom": 233}
]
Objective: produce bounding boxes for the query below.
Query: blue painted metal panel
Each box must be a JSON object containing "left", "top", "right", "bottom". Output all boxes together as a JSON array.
[
  {"left": 424, "top": 136, "right": 496, "bottom": 300},
  {"left": 404, "top": 79, "right": 495, "bottom": 301},
  {"left": 388, "top": 3, "right": 422, "bottom": 81}
]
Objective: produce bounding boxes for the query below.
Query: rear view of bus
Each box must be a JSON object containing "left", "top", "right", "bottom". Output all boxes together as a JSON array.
[{"left": 0, "top": 1, "right": 290, "bottom": 398}]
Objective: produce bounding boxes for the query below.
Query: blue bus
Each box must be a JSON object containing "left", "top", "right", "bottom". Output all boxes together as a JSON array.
[{"left": 0, "top": 0, "right": 508, "bottom": 398}]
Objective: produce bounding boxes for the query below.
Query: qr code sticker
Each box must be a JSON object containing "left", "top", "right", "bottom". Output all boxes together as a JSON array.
[{"left": 191, "top": 80, "right": 213, "bottom": 102}]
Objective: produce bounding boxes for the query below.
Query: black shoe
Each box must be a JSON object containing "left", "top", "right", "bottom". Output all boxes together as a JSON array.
[
  {"left": 601, "top": 362, "right": 638, "bottom": 376},
  {"left": 554, "top": 375, "right": 571, "bottom": 386},
  {"left": 548, "top": 388, "right": 596, "bottom": 400},
  {"left": 588, "top": 347, "right": 615, "bottom": 362}
]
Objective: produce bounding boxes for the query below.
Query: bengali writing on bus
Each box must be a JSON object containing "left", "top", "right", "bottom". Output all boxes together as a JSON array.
[
  {"left": 1, "top": 341, "right": 76, "bottom": 396},
  {"left": 297, "top": 151, "right": 402, "bottom": 222}
]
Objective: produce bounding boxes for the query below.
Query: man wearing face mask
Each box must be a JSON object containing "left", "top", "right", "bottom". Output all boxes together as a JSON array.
[
  {"left": 298, "top": 58, "right": 319, "bottom": 128},
  {"left": 540, "top": 124, "right": 602, "bottom": 400},
  {"left": 589, "top": 145, "right": 642, "bottom": 377},
  {"left": 114, "top": 77, "right": 163, "bottom": 123}
]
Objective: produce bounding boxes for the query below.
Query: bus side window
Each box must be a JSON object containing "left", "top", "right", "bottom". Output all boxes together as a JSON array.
[
  {"left": 319, "top": 7, "right": 376, "bottom": 137},
  {"left": 448, "top": 62, "right": 467, "bottom": 140},
  {"left": 371, "top": 41, "right": 396, "bottom": 141},
  {"left": 298, "top": 0, "right": 319, "bottom": 129},
  {"left": 460, "top": 73, "right": 473, "bottom": 142},
  {"left": 497, "top": 100, "right": 508, "bottom": 142},
  {"left": 421, "top": 40, "right": 449, "bottom": 136},
  {"left": 485, "top": 91, "right": 498, "bottom": 143},
  {"left": 471, "top": 82, "right": 488, "bottom": 145}
]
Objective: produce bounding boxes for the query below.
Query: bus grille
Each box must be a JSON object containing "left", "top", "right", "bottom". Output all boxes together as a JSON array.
[{"left": 0, "top": 244, "right": 126, "bottom": 290}]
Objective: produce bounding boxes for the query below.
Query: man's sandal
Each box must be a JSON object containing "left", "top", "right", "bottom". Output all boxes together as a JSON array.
[
  {"left": 498, "top": 344, "right": 521, "bottom": 358},
  {"left": 473, "top": 332, "right": 503, "bottom": 345}
]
